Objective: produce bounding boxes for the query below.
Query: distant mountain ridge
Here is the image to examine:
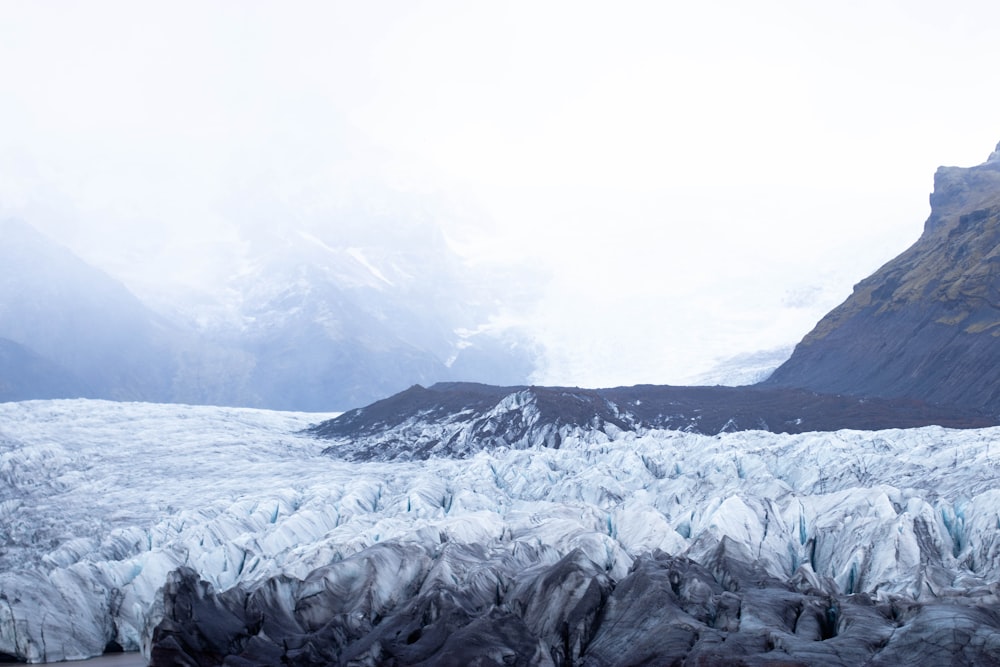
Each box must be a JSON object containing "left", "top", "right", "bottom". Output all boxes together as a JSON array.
[
  {"left": 0, "top": 219, "right": 179, "bottom": 401},
  {"left": 0, "top": 218, "right": 537, "bottom": 410},
  {"left": 9, "top": 142, "right": 1000, "bottom": 415},
  {"left": 766, "top": 142, "right": 1000, "bottom": 413}
]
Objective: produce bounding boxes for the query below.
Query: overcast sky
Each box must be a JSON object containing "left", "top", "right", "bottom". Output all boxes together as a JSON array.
[{"left": 2, "top": 1, "right": 999, "bottom": 387}]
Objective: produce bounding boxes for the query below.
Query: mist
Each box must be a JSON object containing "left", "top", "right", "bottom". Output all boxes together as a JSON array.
[{"left": 2, "top": 0, "right": 999, "bottom": 390}]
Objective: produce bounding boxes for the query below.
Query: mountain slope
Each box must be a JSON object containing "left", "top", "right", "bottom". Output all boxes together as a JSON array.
[
  {"left": 0, "top": 337, "right": 86, "bottom": 401},
  {"left": 766, "top": 143, "right": 1000, "bottom": 412},
  {"left": 0, "top": 219, "right": 180, "bottom": 401}
]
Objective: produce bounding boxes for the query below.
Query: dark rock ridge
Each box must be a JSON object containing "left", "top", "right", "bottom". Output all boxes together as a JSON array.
[
  {"left": 767, "top": 142, "right": 1000, "bottom": 414},
  {"left": 310, "top": 382, "right": 994, "bottom": 461},
  {"left": 149, "top": 540, "right": 1000, "bottom": 666}
]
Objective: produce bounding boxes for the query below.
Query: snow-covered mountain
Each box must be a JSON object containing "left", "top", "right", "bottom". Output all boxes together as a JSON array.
[
  {"left": 3, "top": 399, "right": 1000, "bottom": 664},
  {"left": 186, "top": 219, "right": 539, "bottom": 411},
  {"left": 0, "top": 215, "right": 539, "bottom": 411}
]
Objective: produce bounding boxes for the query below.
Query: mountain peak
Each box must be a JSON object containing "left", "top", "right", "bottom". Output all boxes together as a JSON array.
[
  {"left": 925, "top": 145, "right": 1000, "bottom": 234},
  {"left": 989, "top": 140, "right": 1000, "bottom": 163}
]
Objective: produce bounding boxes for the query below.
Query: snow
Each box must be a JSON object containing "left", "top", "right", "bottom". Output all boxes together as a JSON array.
[
  {"left": 684, "top": 346, "right": 794, "bottom": 386},
  {"left": 1, "top": 399, "right": 1000, "bottom": 662},
  {"left": 345, "top": 246, "right": 395, "bottom": 286}
]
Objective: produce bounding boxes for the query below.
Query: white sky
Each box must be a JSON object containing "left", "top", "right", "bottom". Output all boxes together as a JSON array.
[{"left": 1, "top": 1, "right": 999, "bottom": 387}]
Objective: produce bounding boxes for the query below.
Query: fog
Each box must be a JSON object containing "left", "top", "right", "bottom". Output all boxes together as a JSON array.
[{"left": 2, "top": 1, "right": 999, "bottom": 387}]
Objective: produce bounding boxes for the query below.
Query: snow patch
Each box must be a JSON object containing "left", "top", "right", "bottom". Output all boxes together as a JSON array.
[{"left": 346, "top": 246, "right": 394, "bottom": 286}]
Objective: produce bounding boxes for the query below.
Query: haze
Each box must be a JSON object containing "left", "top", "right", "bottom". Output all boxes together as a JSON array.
[{"left": 2, "top": 0, "right": 998, "bottom": 388}]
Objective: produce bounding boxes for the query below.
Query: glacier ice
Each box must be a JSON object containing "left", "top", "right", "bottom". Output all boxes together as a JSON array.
[{"left": 1, "top": 399, "right": 1000, "bottom": 662}]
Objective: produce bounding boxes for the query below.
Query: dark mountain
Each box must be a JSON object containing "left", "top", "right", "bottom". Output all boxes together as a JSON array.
[
  {"left": 311, "top": 381, "right": 994, "bottom": 461},
  {"left": 766, "top": 143, "right": 1000, "bottom": 413}
]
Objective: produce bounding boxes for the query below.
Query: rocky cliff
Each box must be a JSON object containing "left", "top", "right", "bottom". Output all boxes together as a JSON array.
[{"left": 767, "top": 142, "right": 1000, "bottom": 413}]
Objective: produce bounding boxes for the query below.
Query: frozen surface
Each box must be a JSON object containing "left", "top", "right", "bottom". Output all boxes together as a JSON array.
[{"left": 2, "top": 399, "right": 1000, "bottom": 662}]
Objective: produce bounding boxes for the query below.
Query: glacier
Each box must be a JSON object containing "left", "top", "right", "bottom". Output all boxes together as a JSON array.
[{"left": 2, "top": 399, "right": 1000, "bottom": 663}]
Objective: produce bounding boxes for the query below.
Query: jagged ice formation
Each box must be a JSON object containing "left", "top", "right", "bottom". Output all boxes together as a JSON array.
[{"left": 2, "top": 400, "right": 1000, "bottom": 664}]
